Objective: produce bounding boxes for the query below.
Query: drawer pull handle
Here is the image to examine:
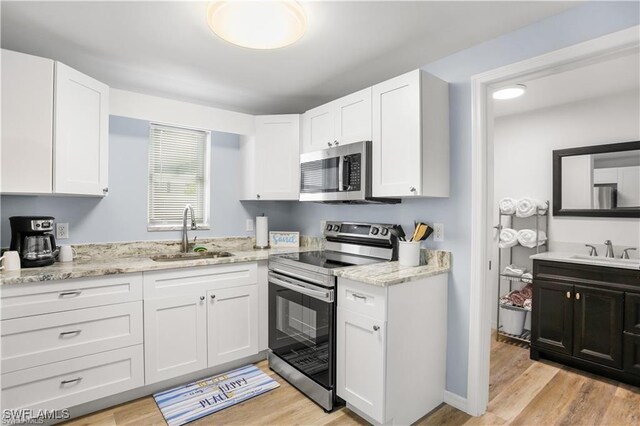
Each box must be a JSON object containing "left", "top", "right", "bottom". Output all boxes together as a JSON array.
[
  {"left": 200, "top": 296, "right": 205, "bottom": 301},
  {"left": 61, "top": 377, "right": 82, "bottom": 385},
  {"left": 576, "top": 293, "right": 581, "bottom": 300},
  {"left": 373, "top": 325, "right": 380, "bottom": 331},
  {"left": 211, "top": 295, "right": 216, "bottom": 300},
  {"left": 566, "top": 291, "right": 571, "bottom": 299},
  {"left": 59, "top": 291, "right": 81, "bottom": 298},
  {"left": 352, "top": 293, "right": 367, "bottom": 300},
  {"left": 60, "top": 330, "right": 81, "bottom": 337}
]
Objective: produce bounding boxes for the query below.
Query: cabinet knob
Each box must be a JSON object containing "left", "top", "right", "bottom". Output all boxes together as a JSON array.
[
  {"left": 327, "top": 142, "right": 333, "bottom": 147},
  {"left": 334, "top": 140, "right": 339, "bottom": 146},
  {"left": 409, "top": 186, "right": 417, "bottom": 193},
  {"left": 102, "top": 187, "right": 109, "bottom": 194},
  {"left": 210, "top": 295, "right": 216, "bottom": 300},
  {"left": 576, "top": 293, "right": 580, "bottom": 300},
  {"left": 373, "top": 325, "right": 380, "bottom": 331},
  {"left": 566, "top": 291, "right": 571, "bottom": 299},
  {"left": 256, "top": 194, "right": 261, "bottom": 199},
  {"left": 200, "top": 296, "right": 205, "bottom": 301}
]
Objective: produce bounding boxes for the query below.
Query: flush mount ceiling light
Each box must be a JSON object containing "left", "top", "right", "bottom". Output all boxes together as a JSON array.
[
  {"left": 207, "top": 1, "right": 307, "bottom": 50},
  {"left": 492, "top": 84, "right": 527, "bottom": 100}
]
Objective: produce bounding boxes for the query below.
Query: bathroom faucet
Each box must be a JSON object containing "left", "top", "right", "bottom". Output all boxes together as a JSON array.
[
  {"left": 585, "top": 244, "right": 598, "bottom": 257},
  {"left": 621, "top": 248, "right": 637, "bottom": 259},
  {"left": 604, "top": 240, "right": 614, "bottom": 258},
  {"left": 182, "top": 204, "right": 197, "bottom": 253}
]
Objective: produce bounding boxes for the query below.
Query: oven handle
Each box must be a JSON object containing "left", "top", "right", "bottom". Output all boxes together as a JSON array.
[
  {"left": 269, "top": 266, "right": 326, "bottom": 286},
  {"left": 268, "top": 272, "right": 334, "bottom": 303}
]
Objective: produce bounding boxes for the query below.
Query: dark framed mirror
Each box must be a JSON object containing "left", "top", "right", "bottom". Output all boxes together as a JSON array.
[{"left": 553, "top": 141, "right": 640, "bottom": 218}]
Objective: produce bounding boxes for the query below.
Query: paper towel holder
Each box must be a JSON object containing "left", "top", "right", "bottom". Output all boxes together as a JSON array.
[{"left": 254, "top": 214, "right": 271, "bottom": 249}]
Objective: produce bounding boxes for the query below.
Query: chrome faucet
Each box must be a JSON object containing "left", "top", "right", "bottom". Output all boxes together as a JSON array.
[
  {"left": 182, "top": 204, "right": 197, "bottom": 253},
  {"left": 585, "top": 244, "right": 598, "bottom": 257},
  {"left": 604, "top": 240, "right": 614, "bottom": 258},
  {"left": 621, "top": 248, "right": 637, "bottom": 259}
]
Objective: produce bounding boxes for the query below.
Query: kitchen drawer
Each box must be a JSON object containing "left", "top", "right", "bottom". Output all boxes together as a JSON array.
[
  {"left": 1, "top": 273, "right": 143, "bottom": 320},
  {"left": 625, "top": 293, "right": 640, "bottom": 335},
  {"left": 337, "top": 278, "right": 387, "bottom": 321},
  {"left": 624, "top": 332, "right": 640, "bottom": 377},
  {"left": 1, "top": 301, "right": 142, "bottom": 373},
  {"left": 1, "top": 345, "right": 143, "bottom": 411},
  {"left": 143, "top": 262, "right": 257, "bottom": 299}
]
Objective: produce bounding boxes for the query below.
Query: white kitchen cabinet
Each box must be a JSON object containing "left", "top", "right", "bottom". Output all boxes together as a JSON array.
[
  {"left": 336, "top": 307, "right": 386, "bottom": 422},
  {"left": 54, "top": 62, "right": 109, "bottom": 196},
  {"left": 336, "top": 275, "right": 448, "bottom": 425},
  {"left": 372, "top": 69, "right": 449, "bottom": 198},
  {"left": 207, "top": 285, "right": 258, "bottom": 366},
  {"left": 1, "top": 49, "right": 54, "bottom": 194},
  {"left": 241, "top": 115, "right": 300, "bottom": 200},
  {"left": 144, "top": 294, "right": 208, "bottom": 384},
  {"left": 0, "top": 50, "right": 109, "bottom": 196},
  {"left": 301, "top": 88, "right": 372, "bottom": 154}
]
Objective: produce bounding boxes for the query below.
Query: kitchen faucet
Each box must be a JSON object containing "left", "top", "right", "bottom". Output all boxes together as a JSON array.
[
  {"left": 182, "top": 204, "right": 197, "bottom": 253},
  {"left": 604, "top": 240, "right": 614, "bottom": 258}
]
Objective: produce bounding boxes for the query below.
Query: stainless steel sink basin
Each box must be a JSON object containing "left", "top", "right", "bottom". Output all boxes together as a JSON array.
[{"left": 151, "top": 252, "right": 234, "bottom": 262}]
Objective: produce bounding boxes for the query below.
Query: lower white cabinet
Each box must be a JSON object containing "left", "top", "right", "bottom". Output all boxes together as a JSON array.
[
  {"left": 336, "top": 307, "right": 386, "bottom": 422},
  {"left": 207, "top": 285, "right": 258, "bottom": 366},
  {"left": 336, "top": 275, "right": 448, "bottom": 425},
  {"left": 143, "top": 294, "right": 208, "bottom": 384}
]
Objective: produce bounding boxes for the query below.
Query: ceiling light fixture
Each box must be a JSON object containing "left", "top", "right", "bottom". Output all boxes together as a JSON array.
[
  {"left": 207, "top": 1, "right": 307, "bottom": 50},
  {"left": 492, "top": 84, "right": 527, "bottom": 100}
]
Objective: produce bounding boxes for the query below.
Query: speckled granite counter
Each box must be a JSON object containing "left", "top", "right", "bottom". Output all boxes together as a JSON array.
[
  {"left": 0, "top": 238, "right": 451, "bottom": 286},
  {"left": 333, "top": 250, "right": 451, "bottom": 286}
]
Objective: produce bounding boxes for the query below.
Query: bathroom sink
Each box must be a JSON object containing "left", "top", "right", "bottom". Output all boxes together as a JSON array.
[
  {"left": 151, "top": 252, "right": 234, "bottom": 262},
  {"left": 570, "top": 255, "right": 640, "bottom": 269}
]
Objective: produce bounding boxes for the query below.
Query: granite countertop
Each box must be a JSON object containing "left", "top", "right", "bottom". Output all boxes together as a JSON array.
[
  {"left": 333, "top": 250, "right": 451, "bottom": 286},
  {"left": 0, "top": 237, "right": 452, "bottom": 286},
  {"left": 530, "top": 251, "right": 640, "bottom": 271}
]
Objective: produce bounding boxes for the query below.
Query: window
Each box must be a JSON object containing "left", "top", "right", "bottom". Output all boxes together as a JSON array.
[{"left": 148, "top": 123, "right": 211, "bottom": 230}]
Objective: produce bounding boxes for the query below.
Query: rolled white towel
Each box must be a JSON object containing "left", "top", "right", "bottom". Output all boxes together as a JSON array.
[
  {"left": 499, "top": 197, "right": 517, "bottom": 215},
  {"left": 517, "top": 229, "right": 547, "bottom": 248},
  {"left": 521, "top": 272, "right": 533, "bottom": 284},
  {"left": 516, "top": 198, "right": 548, "bottom": 217},
  {"left": 503, "top": 264, "right": 528, "bottom": 277},
  {"left": 499, "top": 228, "right": 518, "bottom": 248}
]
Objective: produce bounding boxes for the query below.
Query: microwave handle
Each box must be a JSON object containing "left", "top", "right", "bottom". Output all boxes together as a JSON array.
[{"left": 340, "top": 157, "right": 351, "bottom": 191}]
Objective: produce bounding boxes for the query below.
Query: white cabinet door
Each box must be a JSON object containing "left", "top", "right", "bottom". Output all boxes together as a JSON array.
[
  {"left": 207, "top": 285, "right": 259, "bottom": 367},
  {"left": 334, "top": 88, "right": 372, "bottom": 146},
  {"left": 255, "top": 115, "right": 300, "bottom": 200},
  {"left": 54, "top": 62, "right": 109, "bottom": 196},
  {"left": 336, "top": 307, "right": 386, "bottom": 423},
  {"left": 372, "top": 70, "right": 422, "bottom": 197},
  {"left": 302, "top": 103, "right": 335, "bottom": 153},
  {"left": 1, "top": 50, "right": 54, "bottom": 194},
  {"left": 144, "top": 295, "right": 207, "bottom": 384}
]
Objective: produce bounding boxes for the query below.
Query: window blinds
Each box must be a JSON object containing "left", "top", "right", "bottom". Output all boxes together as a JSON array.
[{"left": 148, "top": 124, "right": 210, "bottom": 228}]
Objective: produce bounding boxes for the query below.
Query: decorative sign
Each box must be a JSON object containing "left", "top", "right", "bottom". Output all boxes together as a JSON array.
[{"left": 269, "top": 231, "right": 299, "bottom": 248}]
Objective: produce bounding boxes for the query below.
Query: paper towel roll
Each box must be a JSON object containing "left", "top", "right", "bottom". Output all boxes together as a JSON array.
[{"left": 256, "top": 216, "right": 269, "bottom": 248}]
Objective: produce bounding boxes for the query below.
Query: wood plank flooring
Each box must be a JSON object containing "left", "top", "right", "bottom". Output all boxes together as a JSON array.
[{"left": 65, "top": 337, "right": 640, "bottom": 426}]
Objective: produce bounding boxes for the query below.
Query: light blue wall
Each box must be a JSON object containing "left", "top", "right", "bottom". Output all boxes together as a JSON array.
[
  {"left": 0, "top": 116, "right": 289, "bottom": 246},
  {"left": 283, "top": 1, "right": 640, "bottom": 398}
]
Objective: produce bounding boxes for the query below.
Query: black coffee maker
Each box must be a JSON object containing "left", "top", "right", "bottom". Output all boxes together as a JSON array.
[{"left": 9, "top": 216, "right": 57, "bottom": 268}]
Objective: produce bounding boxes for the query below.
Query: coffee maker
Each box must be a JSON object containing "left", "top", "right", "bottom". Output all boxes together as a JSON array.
[{"left": 9, "top": 216, "right": 57, "bottom": 268}]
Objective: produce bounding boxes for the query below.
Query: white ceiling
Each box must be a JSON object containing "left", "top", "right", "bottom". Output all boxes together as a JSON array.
[
  {"left": 1, "top": 1, "right": 579, "bottom": 114},
  {"left": 493, "top": 50, "right": 640, "bottom": 118}
]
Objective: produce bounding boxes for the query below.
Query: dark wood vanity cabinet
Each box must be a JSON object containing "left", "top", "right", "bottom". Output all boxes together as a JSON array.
[{"left": 531, "top": 260, "right": 640, "bottom": 386}]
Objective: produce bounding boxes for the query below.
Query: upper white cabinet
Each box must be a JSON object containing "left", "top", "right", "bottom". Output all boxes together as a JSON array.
[
  {"left": 0, "top": 49, "right": 109, "bottom": 196},
  {"left": 302, "top": 87, "right": 372, "bottom": 153},
  {"left": 241, "top": 114, "right": 300, "bottom": 200},
  {"left": 372, "top": 70, "right": 449, "bottom": 198},
  {"left": 54, "top": 62, "right": 109, "bottom": 196}
]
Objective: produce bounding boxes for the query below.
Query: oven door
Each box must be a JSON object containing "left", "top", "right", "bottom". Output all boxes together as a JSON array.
[{"left": 268, "top": 271, "right": 335, "bottom": 390}]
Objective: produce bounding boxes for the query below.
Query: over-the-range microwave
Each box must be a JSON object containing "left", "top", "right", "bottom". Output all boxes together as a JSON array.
[{"left": 299, "top": 141, "right": 400, "bottom": 204}]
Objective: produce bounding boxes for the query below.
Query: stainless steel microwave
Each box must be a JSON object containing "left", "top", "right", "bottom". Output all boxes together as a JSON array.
[{"left": 299, "top": 141, "right": 399, "bottom": 204}]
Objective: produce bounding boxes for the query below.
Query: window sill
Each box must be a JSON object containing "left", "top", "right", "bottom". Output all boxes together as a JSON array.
[{"left": 147, "top": 224, "right": 211, "bottom": 232}]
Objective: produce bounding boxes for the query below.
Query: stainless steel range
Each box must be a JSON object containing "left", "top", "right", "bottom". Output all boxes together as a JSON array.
[{"left": 268, "top": 221, "right": 403, "bottom": 411}]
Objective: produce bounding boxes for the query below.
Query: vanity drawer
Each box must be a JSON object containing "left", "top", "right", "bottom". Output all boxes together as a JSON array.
[
  {"left": 1, "top": 273, "right": 143, "bottom": 320},
  {"left": 338, "top": 278, "right": 387, "bottom": 320},
  {"left": 143, "top": 262, "right": 257, "bottom": 299},
  {"left": 1, "top": 345, "right": 144, "bottom": 411},
  {"left": 1, "top": 302, "right": 143, "bottom": 373},
  {"left": 625, "top": 293, "right": 640, "bottom": 335}
]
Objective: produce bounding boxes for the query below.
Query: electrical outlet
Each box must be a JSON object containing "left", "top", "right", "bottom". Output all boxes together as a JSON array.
[
  {"left": 56, "top": 223, "right": 69, "bottom": 239},
  {"left": 246, "top": 219, "right": 254, "bottom": 232},
  {"left": 320, "top": 220, "right": 327, "bottom": 233},
  {"left": 433, "top": 223, "right": 444, "bottom": 242}
]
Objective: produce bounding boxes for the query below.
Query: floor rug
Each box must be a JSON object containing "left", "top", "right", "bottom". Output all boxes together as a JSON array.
[{"left": 153, "top": 364, "right": 280, "bottom": 426}]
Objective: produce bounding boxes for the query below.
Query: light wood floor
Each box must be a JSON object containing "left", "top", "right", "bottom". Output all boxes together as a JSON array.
[{"left": 65, "top": 337, "right": 640, "bottom": 426}]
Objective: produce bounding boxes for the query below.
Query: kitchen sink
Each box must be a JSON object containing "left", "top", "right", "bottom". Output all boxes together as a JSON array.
[{"left": 151, "top": 252, "right": 234, "bottom": 262}]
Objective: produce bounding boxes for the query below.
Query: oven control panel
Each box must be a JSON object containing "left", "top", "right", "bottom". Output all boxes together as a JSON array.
[{"left": 323, "top": 221, "right": 399, "bottom": 241}]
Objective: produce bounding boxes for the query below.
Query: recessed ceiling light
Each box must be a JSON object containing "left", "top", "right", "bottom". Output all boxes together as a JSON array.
[
  {"left": 492, "top": 84, "right": 527, "bottom": 100},
  {"left": 207, "top": 1, "right": 307, "bottom": 50}
]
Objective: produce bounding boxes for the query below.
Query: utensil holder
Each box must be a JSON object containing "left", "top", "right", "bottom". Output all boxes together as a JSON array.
[{"left": 398, "top": 241, "right": 421, "bottom": 267}]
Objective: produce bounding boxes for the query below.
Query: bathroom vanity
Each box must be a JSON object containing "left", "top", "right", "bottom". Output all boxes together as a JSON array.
[{"left": 530, "top": 255, "right": 640, "bottom": 386}]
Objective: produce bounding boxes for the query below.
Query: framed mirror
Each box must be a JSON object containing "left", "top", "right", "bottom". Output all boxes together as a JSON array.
[{"left": 553, "top": 141, "right": 640, "bottom": 218}]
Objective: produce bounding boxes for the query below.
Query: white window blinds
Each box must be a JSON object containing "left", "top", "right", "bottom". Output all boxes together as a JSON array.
[{"left": 148, "top": 124, "right": 210, "bottom": 229}]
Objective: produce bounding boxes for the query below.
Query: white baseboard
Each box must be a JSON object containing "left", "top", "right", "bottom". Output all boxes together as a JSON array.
[{"left": 443, "top": 390, "right": 469, "bottom": 414}]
